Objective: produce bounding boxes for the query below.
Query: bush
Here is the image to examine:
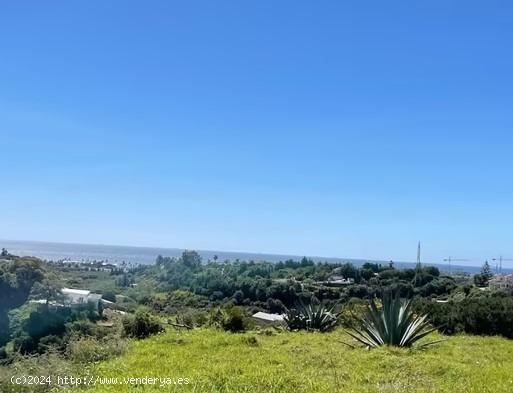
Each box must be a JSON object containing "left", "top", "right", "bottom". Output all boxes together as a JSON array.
[
  {"left": 102, "top": 291, "right": 117, "bottom": 303},
  {"left": 0, "top": 351, "right": 73, "bottom": 393},
  {"left": 207, "top": 307, "right": 226, "bottom": 329},
  {"left": 12, "top": 334, "right": 37, "bottom": 354},
  {"left": 122, "top": 310, "right": 164, "bottom": 339},
  {"left": 65, "top": 319, "right": 101, "bottom": 338},
  {"left": 221, "top": 307, "right": 246, "bottom": 333},
  {"left": 37, "top": 335, "right": 64, "bottom": 353},
  {"left": 67, "top": 336, "right": 128, "bottom": 363},
  {"left": 413, "top": 294, "right": 513, "bottom": 338},
  {"left": 284, "top": 301, "right": 338, "bottom": 332},
  {"left": 175, "top": 308, "right": 208, "bottom": 328},
  {"left": 241, "top": 336, "right": 259, "bottom": 346},
  {"left": 338, "top": 298, "right": 367, "bottom": 328}
]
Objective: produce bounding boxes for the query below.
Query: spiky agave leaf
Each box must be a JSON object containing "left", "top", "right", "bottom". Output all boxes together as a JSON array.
[
  {"left": 284, "top": 300, "right": 338, "bottom": 332},
  {"left": 347, "top": 291, "right": 439, "bottom": 348}
]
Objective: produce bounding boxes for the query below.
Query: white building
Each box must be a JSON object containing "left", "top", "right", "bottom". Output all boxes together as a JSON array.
[
  {"left": 316, "top": 276, "right": 355, "bottom": 286},
  {"left": 62, "top": 288, "right": 102, "bottom": 307},
  {"left": 251, "top": 312, "right": 285, "bottom": 325}
]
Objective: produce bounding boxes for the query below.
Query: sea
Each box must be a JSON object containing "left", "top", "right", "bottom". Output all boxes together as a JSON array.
[{"left": 0, "top": 239, "right": 507, "bottom": 275}]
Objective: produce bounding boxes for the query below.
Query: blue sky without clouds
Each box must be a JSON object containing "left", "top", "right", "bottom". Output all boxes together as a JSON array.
[{"left": 1, "top": 1, "right": 513, "bottom": 265}]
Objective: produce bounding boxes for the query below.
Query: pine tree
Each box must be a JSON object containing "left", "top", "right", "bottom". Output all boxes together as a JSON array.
[{"left": 481, "top": 260, "right": 493, "bottom": 281}]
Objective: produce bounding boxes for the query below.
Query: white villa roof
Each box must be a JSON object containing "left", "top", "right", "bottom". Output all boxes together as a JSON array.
[
  {"left": 252, "top": 312, "right": 284, "bottom": 322},
  {"left": 62, "top": 288, "right": 91, "bottom": 296}
]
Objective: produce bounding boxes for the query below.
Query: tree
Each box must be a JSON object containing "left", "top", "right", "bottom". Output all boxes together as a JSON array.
[
  {"left": 481, "top": 260, "right": 493, "bottom": 281},
  {"left": 0, "top": 257, "right": 46, "bottom": 346},
  {"left": 474, "top": 274, "right": 487, "bottom": 287},
  {"left": 102, "top": 291, "right": 117, "bottom": 303},
  {"left": 1, "top": 248, "right": 8, "bottom": 257},
  {"left": 182, "top": 250, "right": 202, "bottom": 269},
  {"left": 232, "top": 290, "right": 244, "bottom": 305}
]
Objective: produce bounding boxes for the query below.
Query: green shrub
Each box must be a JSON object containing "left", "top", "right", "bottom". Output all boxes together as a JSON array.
[
  {"left": 122, "top": 310, "right": 164, "bottom": 339},
  {"left": 284, "top": 301, "right": 338, "bottom": 332},
  {"left": 0, "top": 351, "right": 73, "bottom": 393},
  {"left": 175, "top": 308, "right": 208, "bottom": 328},
  {"left": 65, "top": 319, "right": 101, "bottom": 338},
  {"left": 221, "top": 307, "right": 246, "bottom": 333},
  {"left": 67, "top": 336, "right": 128, "bottom": 363},
  {"left": 12, "top": 334, "right": 37, "bottom": 354},
  {"left": 413, "top": 294, "right": 513, "bottom": 338},
  {"left": 37, "top": 334, "right": 64, "bottom": 353},
  {"left": 207, "top": 307, "right": 227, "bottom": 329},
  {"left": 102, "top": 291, "right": 117, "bottom": 303},
  {"left": 338, "top": 298, "right": 367, "bottom": 328},
  {"left": 241, "top": 336, "right": 259, "bottom": 346}
]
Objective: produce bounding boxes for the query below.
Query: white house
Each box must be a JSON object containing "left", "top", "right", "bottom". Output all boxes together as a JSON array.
[
  {"left": 316, "top": 276, "right": 355, "bottom": 286},
  {"left": 62, "top": 288, "right": 102, "bottom": 308},
  {"left": 251, "top": 312, "right": 285, "bottom": 325}
]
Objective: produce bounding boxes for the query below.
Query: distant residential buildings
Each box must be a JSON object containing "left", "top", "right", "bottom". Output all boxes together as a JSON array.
[
  {"left": 489, "top": 274, "right": 513, "bottom": 292},
  {"left": 317, "top": 275, "right": 355, "bottom": 287}
]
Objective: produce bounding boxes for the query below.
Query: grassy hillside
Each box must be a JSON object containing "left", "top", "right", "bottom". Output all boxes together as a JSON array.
[{"left": 80, "top": 329, "right": 513, "bottom": 393}]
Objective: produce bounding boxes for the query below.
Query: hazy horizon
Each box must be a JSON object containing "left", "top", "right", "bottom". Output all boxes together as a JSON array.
[{"left": 2, "top": 237, "right": 510, "bottom": 271}]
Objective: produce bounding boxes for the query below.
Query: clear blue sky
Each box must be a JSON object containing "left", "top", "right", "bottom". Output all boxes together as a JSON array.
[{"left": 1, "top": 1, "right": 513, "bottom": 266}]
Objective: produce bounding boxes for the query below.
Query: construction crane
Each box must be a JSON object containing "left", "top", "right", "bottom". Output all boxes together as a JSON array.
[
  {"left": 491, "top": 256, "right": 513, "bottom": 274},
  {"left": 443, "top": 256, "right": 468, "bottom": 275}
]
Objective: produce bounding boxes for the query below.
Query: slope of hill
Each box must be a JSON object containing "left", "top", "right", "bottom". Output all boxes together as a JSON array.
[{"left": 82, "top": 329, "right": 513, "bottom": 393}]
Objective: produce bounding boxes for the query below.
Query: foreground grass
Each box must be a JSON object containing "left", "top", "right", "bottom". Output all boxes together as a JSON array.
[{"left": 80, "top": 328, "right": 513, "bottom": 393}]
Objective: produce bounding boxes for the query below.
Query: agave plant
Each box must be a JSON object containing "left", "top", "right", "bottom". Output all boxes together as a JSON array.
[
  {"left": 284, "top": 301, "right": 338, "bottom": 332},
  {"left": 347, "top": 291, "right": 438, "bottom": 348}
]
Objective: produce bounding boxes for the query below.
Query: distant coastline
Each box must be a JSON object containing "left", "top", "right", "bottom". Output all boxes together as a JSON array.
[{"left": 1, "top": 238, "right": 508, "bottom": 275}]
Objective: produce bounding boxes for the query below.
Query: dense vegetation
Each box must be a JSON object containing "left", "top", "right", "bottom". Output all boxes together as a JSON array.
[{"left": 1, "top": 248, "right": 513, "bottom": 392}]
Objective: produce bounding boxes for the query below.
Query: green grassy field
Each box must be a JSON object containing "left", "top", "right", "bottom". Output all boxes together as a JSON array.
[{"left": 80, "top": 329, "right": 513, "bottom": 393}]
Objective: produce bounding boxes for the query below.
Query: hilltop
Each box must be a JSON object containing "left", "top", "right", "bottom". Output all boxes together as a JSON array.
[{"left": 80, "top": 329, "right": 513, "bottom": 393}]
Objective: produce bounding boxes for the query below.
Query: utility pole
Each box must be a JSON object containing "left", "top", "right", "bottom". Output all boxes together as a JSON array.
[
  {"left": 413, "top": 241, "right": 422, "bottom": 286},
  {"left": 492, "top": 256, "right": 513, "bottom": 274},
  {"left": 443, "top": 256, "right": 468, "bottom": 276},
  {"left": 416, "top": 241, "right": 421, "bottom": 270}
]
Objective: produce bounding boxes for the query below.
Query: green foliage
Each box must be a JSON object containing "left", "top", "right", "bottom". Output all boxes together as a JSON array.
[
  {"left": 348, "top": 292, "right": 437, "bottom": 348},
  {"left": 66, "top": 336, "right": 128, "bottom": 363},
  {"left": 102, "top": 291, "right": 117, "bottom": 303},
  {"left": 122, "top": 309, "right": 163, "bottom": 339},
  {"left": 474, "top": 261, "right": 494, "bottom": 287},
  {"left": 65, "top": 319, "right": 104, "bottom": 338},
  {"left": 481, "top": 260, "right": 493, "bottom": 280},
  {"left": 10, "top": 304, "right": 103, "bottom": 354},
  {"left": 221, "top": 307, "right": 246, "bottom": 332},
  {"left": 36, "top": 334, "right": 64, "bottom": 353},
  {"left": 473, "top": 273, "right": 488, "bottom": 287},
  {"left": 284, "top": 301, "right": 338, "bottom": 332},
  {"left": 0, "top": 256, "right": 46, "bottom": 345},
  {"left": 413, "top": 293, "right": 513, "bottom": 338},
  {"left": 207, "top": 307, "right": 247, "bottom": 332},
  {"left": 175, "top": 308, "right": 208, "bottom": 328}
]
